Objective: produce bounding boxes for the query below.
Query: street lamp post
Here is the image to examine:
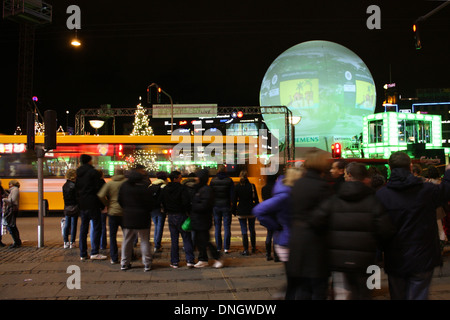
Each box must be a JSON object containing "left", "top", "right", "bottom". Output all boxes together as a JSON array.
[
  {"left": 147, "top": 83, "right": 174, "bottom": 134},
  {"left": 66, "top": 110, "right": 69, "bottom": 132}
]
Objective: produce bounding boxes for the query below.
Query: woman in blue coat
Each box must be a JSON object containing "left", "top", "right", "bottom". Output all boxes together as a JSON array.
[{"left": 253, "top": 168, "right": 303, "bottom": 262}]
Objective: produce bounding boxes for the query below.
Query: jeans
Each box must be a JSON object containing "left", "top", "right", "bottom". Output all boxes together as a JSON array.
[
  {"left": 167, "top": 214, "right": 195, "bottom": 265},
  {"left": 238, "top": 217, "right": 256, "bottom": 237},
  {"left": 89, "top": 213, "right": 107, "bottom": 249},
  {"left": 213, "top": 206, "right": 232, "bottom": 251},
  {"left": 108, "top": 215, "right": 123, "bottom": 263},
  {"left": 79, "top": 208, "right": 102, "bottom": 258},
  {"left": 151, "top": 208, "right": 166, "bottom": 250},
  {"left": 388, "top": 270, "right": 434, "bottom": 300},
  {"left": 63, "top": 215, "right": 78, "bottom": 243}
]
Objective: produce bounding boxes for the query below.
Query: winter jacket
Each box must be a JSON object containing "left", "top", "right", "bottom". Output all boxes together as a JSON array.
[
  {"left": 376, "top": 167, "right": 450, "bottom": 276},
  {"left": 182, "top": 177, "right": 197, "bottom": 209},
  {"left": 232, "top": 179, "right": 259, "bottom": 218},
  {"left": 252, "top": 176, "right": 291, "bottom": 247},
  {"left": 160, "top": 181, "right": 190, "bottom": 214},
  {"left": 75, "top": 164, "right": 104, "bottom": 210},
  {"left": 209, "top": 172, "right": 234, "bottom": 207},
  {"left": 97, "top": 174, "right": 127, "bottom": 216},
  {"left": 3, "top": 186, "right": 20, "bottom": 227},
  {"left": 190, "top": 169, "right": 214, "bottom": 231},
  {"left": 287, "top": 169, "right": 333, "bottom": 278},
  {"left": 118, "top": 170, "right": 153, "bottom": 229},
  {"left": 62, "top": 180, "right": 77, "bottom": 207},
  {"left": 319, "top": 181, "right": 396, "bottom": 273}
]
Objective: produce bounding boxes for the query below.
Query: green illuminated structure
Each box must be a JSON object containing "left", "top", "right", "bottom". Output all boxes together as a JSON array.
[{"left": 361, "top": 112, "right": 448, "bottom": 159}]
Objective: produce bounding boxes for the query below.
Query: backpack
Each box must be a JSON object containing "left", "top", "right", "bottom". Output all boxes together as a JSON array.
[{"left": 149, "top": 183, "right": 163, "bottom": 210}]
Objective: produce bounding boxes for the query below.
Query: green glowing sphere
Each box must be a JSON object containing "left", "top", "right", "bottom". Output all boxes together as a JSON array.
[{"left": 259, "top": 40, "right": 376, "bottom": 148}]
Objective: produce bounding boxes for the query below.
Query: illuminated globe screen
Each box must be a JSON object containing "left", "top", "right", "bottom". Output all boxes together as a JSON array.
[{"left": 259, "top": 40, "right": 376, "bottom": 149}]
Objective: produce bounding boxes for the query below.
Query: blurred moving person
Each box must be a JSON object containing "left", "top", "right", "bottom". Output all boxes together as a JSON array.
[
  {"left": 376, "top": 152, "right": 450, "bottom": 300},
  {"left": 286, "top": 149, "right": 332, "bottom": 300},
  {"left": 319, "top": 162, "right": 395, "bottom": 300},
  {"left": 253, "top": 168, "right": 304, "bottom": 297}
]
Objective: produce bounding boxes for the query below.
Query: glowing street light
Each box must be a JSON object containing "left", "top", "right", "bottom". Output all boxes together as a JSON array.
[
  {"left": 89, "top": 120, "right": 104, "bottom": 135},
  {"left": 71, "top": 30, "right": 81, "bottom": 47}
]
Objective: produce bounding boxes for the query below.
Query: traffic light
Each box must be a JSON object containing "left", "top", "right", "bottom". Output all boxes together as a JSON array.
[
  {"left": 331, "top": 142, "right": 342, "bottom": 158},
  {"left": 413, "top": 23, "right": 421, "bottom": 49},
  {"left": 44, "top": 110, "right": 57, "bottom": 150},
  {"left": 157, "top": 86, "right": 162, "bottom": 103},
  {"left": 146, "top": 87, "right": 151, "bottom": 104}
]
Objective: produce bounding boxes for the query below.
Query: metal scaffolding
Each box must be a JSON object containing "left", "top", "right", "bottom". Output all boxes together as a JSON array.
[{"left": 74, "top": 105, "right": 294, "bottom": 161}]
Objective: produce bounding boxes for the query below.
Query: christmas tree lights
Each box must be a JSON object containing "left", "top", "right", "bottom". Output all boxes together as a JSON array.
[
  {"left": 126, "top": 103, "right": 158, "bottom": 172},
  {"left": 131, "top": 103, "right": 154, "bottom": 136}
]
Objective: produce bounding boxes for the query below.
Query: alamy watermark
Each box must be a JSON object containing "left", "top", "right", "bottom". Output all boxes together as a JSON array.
[{"left": 66, "top": 265, "right": 81, "bottom": 289}]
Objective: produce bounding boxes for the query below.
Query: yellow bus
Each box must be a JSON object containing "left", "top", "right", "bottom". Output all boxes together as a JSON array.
[{"left": 0, "top": 134, "right": 269, "bottom": 212}]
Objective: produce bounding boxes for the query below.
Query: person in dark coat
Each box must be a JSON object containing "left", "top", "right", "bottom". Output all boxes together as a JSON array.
[
  {"left": 118, "top": 168, "right": 154, "bottom": 271},
  {"left": 286, "top": 149, "right": 333, "bottom": 300},
  {"left": 62, "top": 169, "right": 78, "bottom": 249},
  {"left": 209, "top": 165, "right": 235, "bottom": 253},
  {"left": 376, "top": 151, "right": 450, "bottom": 300},
  {"left": 149, "top": 171, "right": 168, "bottom": 253},
  {"left": 76, "top": 154, "right": 107, "bottom": 260},
  {"left": 160, "top": 170, "right": 195, "bottom": 268},
  {"left": 190, "top": 169, "right": 223, "bottom": 268},
  {"left": 319, "top": 162, "right": 396, "bottom": 300},
  {"left": 232, "top": 170, "right": 259, "bottom": 255}
]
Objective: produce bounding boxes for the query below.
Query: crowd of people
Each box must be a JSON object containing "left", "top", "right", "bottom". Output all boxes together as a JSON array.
[
  {"left": 60, "top": 156, "right": 263, "bottom": 272},
  {"left": 2, "top": 149, "right": 450, "bottom": 300},
  {"left": 252, "top": 149, "right": 450, "bottom": 300}
]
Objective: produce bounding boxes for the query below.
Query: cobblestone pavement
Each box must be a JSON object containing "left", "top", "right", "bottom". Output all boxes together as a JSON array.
[{"left": 1, "top": 217, "right": 450, "bottom": 300}]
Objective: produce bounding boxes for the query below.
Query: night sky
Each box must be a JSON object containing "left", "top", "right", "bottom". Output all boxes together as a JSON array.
[{"left": 1, "top": 0, "right": 449, "bottom": 134}]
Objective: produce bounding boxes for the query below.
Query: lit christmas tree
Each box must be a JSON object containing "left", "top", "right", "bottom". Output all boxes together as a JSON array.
[
  {"left": 131, "top": 103, "right": 154, "bottom": 136},
  {"left": 126, "top": 103, "right": 158, "bottom": 172},
  {"left": 125, "top": 149, "right": 158, "bottom": 172}
]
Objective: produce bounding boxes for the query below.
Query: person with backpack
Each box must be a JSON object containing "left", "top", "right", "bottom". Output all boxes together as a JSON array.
[{"left": 149, "top": 171, "right": 168, "bottom": 253}]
